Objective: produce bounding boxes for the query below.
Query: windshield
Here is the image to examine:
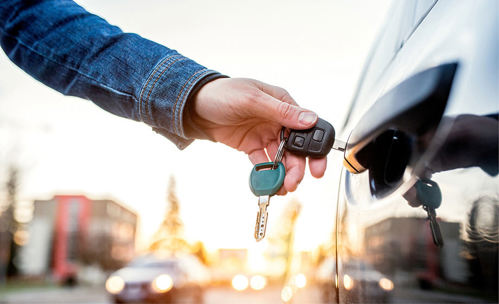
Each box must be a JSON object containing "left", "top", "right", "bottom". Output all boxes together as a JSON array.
[{"left": 128, "top": 259, "right": 177, "bottom": 269}]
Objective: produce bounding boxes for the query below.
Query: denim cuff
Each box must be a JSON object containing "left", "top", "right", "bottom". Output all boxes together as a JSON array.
[
  {"left": 138, "top": 54, "right": 220, "bottom": 149},
  {"left": 152, "top": 127, "right": 194, "bottom": 150}
]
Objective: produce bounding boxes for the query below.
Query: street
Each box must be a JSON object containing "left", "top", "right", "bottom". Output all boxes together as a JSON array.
[
  {"left": 1, "top": 284, "right": 491, "bottom": 304},
  {"left": 0, "top": 285, "right": 322, "bottom": 304}
]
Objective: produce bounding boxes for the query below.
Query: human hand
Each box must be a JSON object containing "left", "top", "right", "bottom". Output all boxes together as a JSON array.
[
  {"left": 402, "top": 114, "right": 498, "bottom": 207},
  {"left": 185, "top": 77, "right": 327, "bottom": 195}
]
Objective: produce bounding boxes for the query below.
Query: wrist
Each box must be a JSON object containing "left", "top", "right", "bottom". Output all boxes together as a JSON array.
[{"left": 183, "top": 73, "right": 228, "bottom": 140}]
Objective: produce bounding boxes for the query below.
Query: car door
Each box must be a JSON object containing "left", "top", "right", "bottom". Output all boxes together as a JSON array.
[{"left": 336, "top": 1, "right": 498, "bottom": 303}]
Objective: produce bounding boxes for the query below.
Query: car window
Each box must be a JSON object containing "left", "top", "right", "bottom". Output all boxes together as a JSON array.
[
  {"left": 142, "top": 261, "right": 176, "bottom": 268},
  {"left": 128, "top": 258, "right": 176, "bottom": 269}
]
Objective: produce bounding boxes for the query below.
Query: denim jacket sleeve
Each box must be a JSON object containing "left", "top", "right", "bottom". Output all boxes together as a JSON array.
[{"left": 0, "top": 0, "right": 222, "bottom": 149}]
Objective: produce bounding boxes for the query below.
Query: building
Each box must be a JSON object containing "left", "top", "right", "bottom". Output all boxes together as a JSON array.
[
  {"left": 364, "top": 217, "right": 466, "bottom": 285},
  {"left": 210, "top": 248, "right": 248, "bottom": 283},
  {"left": 19, "top": 195, "right": 137, "bottom": 281}
]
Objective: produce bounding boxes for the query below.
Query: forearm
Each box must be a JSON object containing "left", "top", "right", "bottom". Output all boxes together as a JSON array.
[{"left": 0, "top": 0, "right": 220, "bottom": 148}]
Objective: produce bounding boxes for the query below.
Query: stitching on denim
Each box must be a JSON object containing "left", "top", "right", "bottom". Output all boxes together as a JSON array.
[
  {"left": 143, "top": 56, "right": 187, "bottom": 125},
  {"left": 138, "top": 55, "right": 179, "bottom": 122},
  {"left": 173, "top": 70, "right": 210, "bottom": 134},
  {"left": 138, "top": 56, "right": 171, "bottom": 120},
  {"left": 172, "top": 69, "right": 207, "bottom": 134},
  {"left": 172, "top": 69, "right": 209, "bottom": 135}
]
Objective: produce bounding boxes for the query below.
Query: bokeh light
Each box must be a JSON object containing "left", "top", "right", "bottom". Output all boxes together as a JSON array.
[
  {"left": 151, "top": 274, "right": 173, "bottom": 293},
  {"left": 343, "top": 274, "right": 354, "bottom": 290},
  {"left": 294, "top": 273, "right": 307, "bottom": 289},
  {"left": 281, "top": 286, "right": 293, "bottom": 302},
  {"left": 250, "top": 275, "right": 267, "bottom": 291},
  {"left": 232, "top": 274, "right": 249, "bottom": 291},
  {"left": 379, "top": 277, "right": 394, "bottom": 291},
  {"left": 105, "top": 276, "right": 125, "bottom": 294}
]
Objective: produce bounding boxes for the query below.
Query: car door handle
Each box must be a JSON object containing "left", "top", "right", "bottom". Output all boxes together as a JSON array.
[{"left": 344, "top": 63, "right": 458, "bottom": 174}]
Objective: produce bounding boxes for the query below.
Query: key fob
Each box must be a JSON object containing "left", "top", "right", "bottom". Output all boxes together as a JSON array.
[
  {"left": 284, "top": 118, "right": 335, "bottom": 158},
  {"left": 416, "top": 179, "right": 442, "bottom": 210},
  {"left": 249, "top": 162, "right": 285, "bottom": 196}
]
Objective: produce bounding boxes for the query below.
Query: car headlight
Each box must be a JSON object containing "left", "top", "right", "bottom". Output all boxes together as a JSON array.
[
  {"left": 231, "top": 274, "right": 249, "bottom": 291},
  {"left": 151, "top": 274, "right": 174, "bottom": 293},
  {"left": 250, "top": 275, "right": 267, "bottom": 290},
  {"left": 106, "top": 275, "right": 125, "bottom": 294},
  {"left": 379, "top": 277, "right": 394, "bottom": 291},
  {"left": 343, "top": 274, "right": 354, "bottom": 290}
]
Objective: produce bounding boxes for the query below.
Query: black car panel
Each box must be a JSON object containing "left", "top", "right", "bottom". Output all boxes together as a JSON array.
[{"left": 334, "top": 0, "right": 498, "bottom": 303}]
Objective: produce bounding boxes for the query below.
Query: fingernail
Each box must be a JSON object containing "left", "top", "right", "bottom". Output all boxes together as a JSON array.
[{"left": 299, "top": 112, "right": 317, "bottom": 125}]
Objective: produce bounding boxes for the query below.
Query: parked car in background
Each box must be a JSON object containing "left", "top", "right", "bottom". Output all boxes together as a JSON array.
[
  {"left": 105, "top": 254, "right": 210, "bottom": 303},
  {"left": 328, "top": 0, "right": 498, "bottom": 303},
  {"left": 315, "top": 257, "right": 336, "bottom": 303},
  {"left": 338, "top": 260, "right": 393, "bottom": 303},
  {"left": 316, "top": 258, "right": 393, "bottom": 303}
]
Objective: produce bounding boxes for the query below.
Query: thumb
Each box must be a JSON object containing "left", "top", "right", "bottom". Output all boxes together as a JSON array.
[{"left": 251, "top": 92, "right": 318, "bottom": 130}]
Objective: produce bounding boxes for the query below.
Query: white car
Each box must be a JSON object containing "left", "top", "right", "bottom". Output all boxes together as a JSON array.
[{"left": 105, "top": 254, "right": 210, "bottom": 303}]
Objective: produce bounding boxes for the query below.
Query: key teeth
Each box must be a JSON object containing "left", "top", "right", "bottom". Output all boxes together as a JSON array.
[
  {"left": 254, "top": 211, "right": 261, "bottom": 240},
  {"left": 254, "top": 210, "right": 268, "bottom": 241}
]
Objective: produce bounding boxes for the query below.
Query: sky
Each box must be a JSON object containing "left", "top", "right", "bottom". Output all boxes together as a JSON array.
[{"left": 0, "top": 0, "right": 392, "bottom": 253}]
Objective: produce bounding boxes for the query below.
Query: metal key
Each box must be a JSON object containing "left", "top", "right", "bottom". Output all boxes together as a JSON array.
[
  {"left": 416, "top": 179, "right": 444, "bottom": 247},
  {"left": 284, "top": 118, "right": 346, "bottom": 157},
  {"left": 255, "top": 195, "right": 270, "bottom": 242},
  {"left": 249, "top": 162, "right": 285, "bottom": 241},
  {"left": 249, "top": 141, "right": 286, "bottom": 241},
  {"left": 424, "top": 206, "right": 444, "bottom": 247}
]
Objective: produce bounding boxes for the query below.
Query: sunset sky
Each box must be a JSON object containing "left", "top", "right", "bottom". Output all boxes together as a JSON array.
[{"left": 0, "top": 0, "right": 392, "bottom": 253}]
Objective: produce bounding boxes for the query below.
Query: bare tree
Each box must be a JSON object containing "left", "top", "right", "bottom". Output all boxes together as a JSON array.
[
  {"left": 0, "top": 164, "right": 21, "bottom": 282},
  {"left": 191, "top": 241, "right": 209, "bottom": 265},
  {"left": 149, "top": 176, "right": 189, "bottom": 254}
]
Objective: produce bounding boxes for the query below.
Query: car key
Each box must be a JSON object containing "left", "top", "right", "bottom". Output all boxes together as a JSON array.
[
  {"left": 284, "top": 117, "right": 345, "bottom": 158},
  {"left": 416, "top": 179, "right": 444, "bottom": 247},
  {"left": 249, "top": 141, "right": 286, "bottom": 241}
]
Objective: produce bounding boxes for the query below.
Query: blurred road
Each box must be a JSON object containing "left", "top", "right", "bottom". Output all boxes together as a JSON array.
[
  {"left": 0, "top": 285, "right": 321, "bottom": 304},
  {"left": 0, "top": 285, "right": 490, "bottom": 304}
]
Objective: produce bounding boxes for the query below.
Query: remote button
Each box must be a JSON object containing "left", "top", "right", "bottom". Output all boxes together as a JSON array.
[
  {"left": 284, "top": 117, "right": 337, "bottom": 158},
  {"left": 293, "top": 136, "right": 305, "bottom": 147},
  {"left": 313, "top": 129, "right": 324, "bottom": 141},
  {"left": 309, "top": 139, "right": 322, "bottom": 152}
]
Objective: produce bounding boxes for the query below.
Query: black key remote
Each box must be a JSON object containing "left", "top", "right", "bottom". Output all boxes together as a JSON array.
[{"left": 284, "top": 118, "right": 344, "bottom": 158}]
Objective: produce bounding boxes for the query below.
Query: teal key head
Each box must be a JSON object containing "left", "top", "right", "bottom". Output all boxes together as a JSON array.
[
  {"left": 415, "top": 178, "right": 442, "bottom": 209},
  {"left": 249, "top": 162, "right": 285, "bottom": 196}
]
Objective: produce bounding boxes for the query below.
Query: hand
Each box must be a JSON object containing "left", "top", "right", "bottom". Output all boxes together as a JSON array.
[
  {"left": 403, "top": 114, "right": 498, "bottom": 207},
  {"left": 186, "top": 78, "right": 327, "bottom": 195}
]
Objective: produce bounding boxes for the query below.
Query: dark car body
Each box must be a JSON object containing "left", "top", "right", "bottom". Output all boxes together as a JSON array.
[{"left": 327, "top": 0, "right": 498, "bottom": 303}]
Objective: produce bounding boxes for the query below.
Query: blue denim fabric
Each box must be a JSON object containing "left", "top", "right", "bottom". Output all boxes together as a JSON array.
[{"left": 0, "top": 0, "right": 221, "bottom": 149}]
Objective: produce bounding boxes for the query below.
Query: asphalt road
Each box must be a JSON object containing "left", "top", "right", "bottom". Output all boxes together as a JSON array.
[
  {"left": 0, "top": 285, "right": 492, "bottom": 304},
  {"left": 0, "top": 285, "right": 321, "bottom": 304}
]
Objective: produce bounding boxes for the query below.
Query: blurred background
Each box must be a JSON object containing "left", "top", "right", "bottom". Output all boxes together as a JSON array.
[{"left": 0, "top": 0, "right": 392, "bottom": 303}]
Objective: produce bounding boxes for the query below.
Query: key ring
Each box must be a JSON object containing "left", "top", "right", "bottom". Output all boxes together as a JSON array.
[
  {"left": 280, "top": 126, "right": 286, "bottom": 142},
  {"left": 273, "top": 127, "right": 288, "bottom": 169}
]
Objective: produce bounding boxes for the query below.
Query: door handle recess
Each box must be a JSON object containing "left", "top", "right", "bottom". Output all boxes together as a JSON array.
[{"left": 344, "top": 63, "right": 458, "bottom": 174}]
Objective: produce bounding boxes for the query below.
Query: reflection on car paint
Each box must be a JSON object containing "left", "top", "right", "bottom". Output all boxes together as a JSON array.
[{"left": 336, "top": 0, "right": 498, "bottom": 302}]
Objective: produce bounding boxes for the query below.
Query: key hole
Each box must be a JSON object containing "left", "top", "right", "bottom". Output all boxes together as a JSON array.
[{"left": 256, "top": 165, "right": 273, "bottom": 172}]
